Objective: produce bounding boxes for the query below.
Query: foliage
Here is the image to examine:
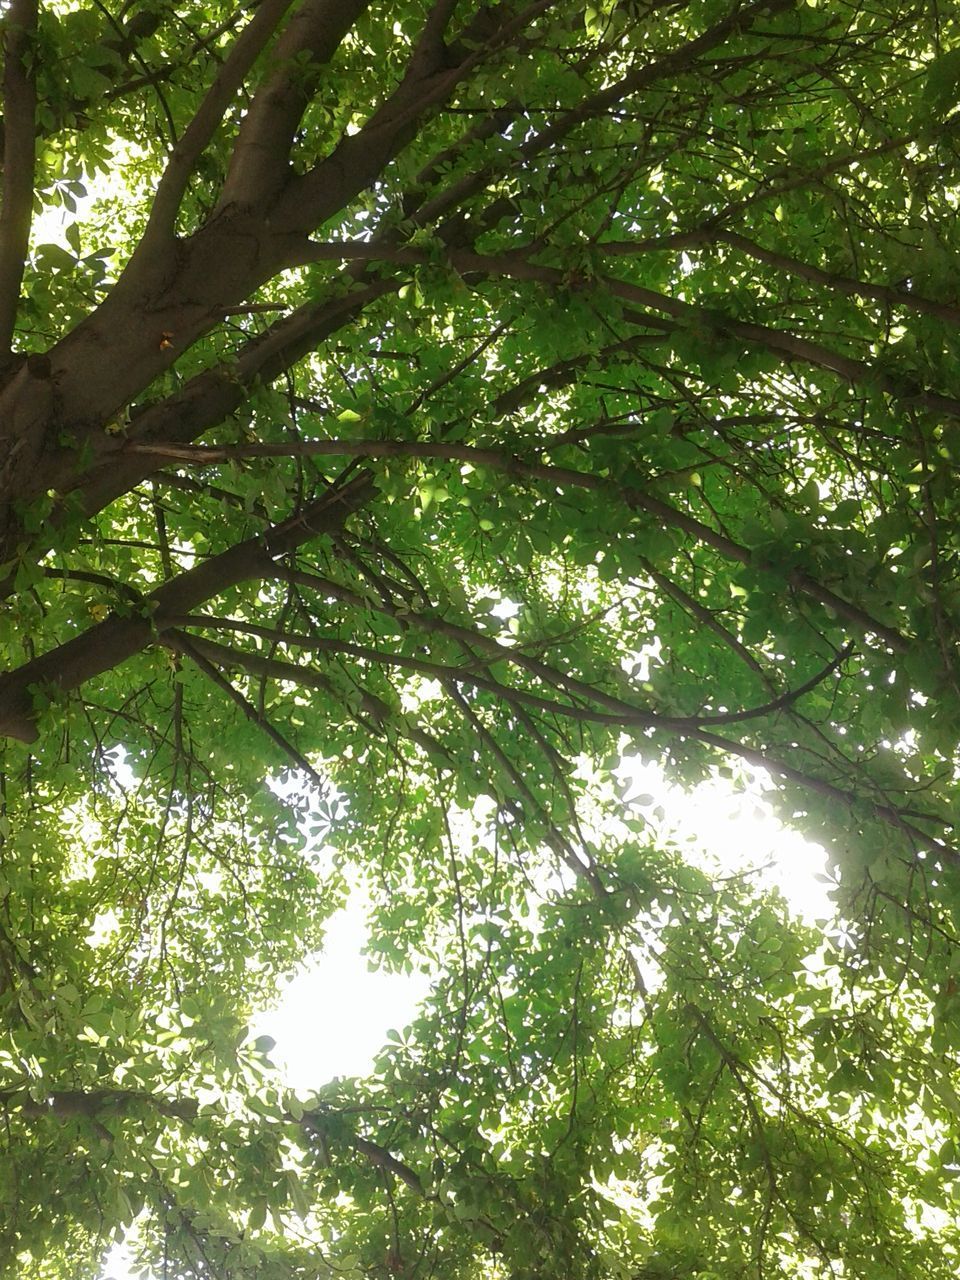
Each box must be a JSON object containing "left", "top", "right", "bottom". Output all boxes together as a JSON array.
[{"left": 2, "top": 1, "right": 960, "bottom": 1277}]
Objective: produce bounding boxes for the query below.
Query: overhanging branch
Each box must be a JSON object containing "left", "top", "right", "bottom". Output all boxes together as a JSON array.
[
  {"left": 3, "top": 1083, "right": 426, "bottom": 1197},
  {"left": 122, "top": 436, "right": 909, "bottom": 651},
  {"left": 0, "top": 475, "right": 373, "bottom": 743}
]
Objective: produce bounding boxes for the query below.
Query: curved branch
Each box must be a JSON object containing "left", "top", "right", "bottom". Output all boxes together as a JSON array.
[
  {"left": 605, "top": 229, "right": 960, "bottom": 328},
  {"left": 169, "top": 614, "right": 951, "bottom": 858},
  {"left": 188, "top": 579, "right": 952, "bottom": 858},
  {"left": 123, "top": 436, "right": 909, "bottom": 651},
  {"left": 174, "top": 615, "right": 854, "bottom": 733},
  {"left": 292, "top": 240, "right": 960, "bottom": 423}
]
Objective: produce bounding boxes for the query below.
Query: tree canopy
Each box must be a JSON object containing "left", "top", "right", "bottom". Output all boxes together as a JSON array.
[{"left": 2, "top": 1, "right": 960, "bottom": 1277}]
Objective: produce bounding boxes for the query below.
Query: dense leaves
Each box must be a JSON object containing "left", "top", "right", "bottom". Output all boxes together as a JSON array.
[{"left": 2, "top": 1, "right": 960, "bottom": 1277}]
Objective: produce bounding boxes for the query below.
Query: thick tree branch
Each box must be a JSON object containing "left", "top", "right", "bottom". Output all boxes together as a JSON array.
[
  {"left": 408, "top": 0, "right": 795, "bottom": 231},
  {"left": 217, "top": 0, "right": 371, "bottom": 210},
  {"left": 0, "top": 475, "right": 373, "bottom": 743},
  {"left": 2, "top": 1087, "right": 199, "bottom": 1123},
  {"left": 0, "top": 0, "right": 523, "bottom": 555},
  {"left": 271, "top": 0, "right": 557, "bottom": 237},
  {"left": 337, "top": 1132, "right": 425, "bottom": 1197},
  {"left": 140, "top": 0, "right": 300, "bottom": 249},
  {"left": 0, "top": 276, "right": 398, "bottom": 591},
  {"left": 0, "top": 0, "right": 37, "bottom": 355},
  {"left": 292, "top": 240, "right": 960, "bottom": 422}
]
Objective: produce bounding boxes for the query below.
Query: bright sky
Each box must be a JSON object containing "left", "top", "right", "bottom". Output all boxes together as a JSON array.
[
  {"left": 101, "top": 762, "right": 832, "bottom": 1280},
  {"left": 245, "top": 756, "right": 832, "bottom": 1101},
  {"left": 248, "top": 886, "right": 432, "bottom": 1090},
  {"left": 251, "top": 758, "right": 833, "bottom": 1091},
  {"left": 620, "top": 758, "right": 833, "bottom": 924}
]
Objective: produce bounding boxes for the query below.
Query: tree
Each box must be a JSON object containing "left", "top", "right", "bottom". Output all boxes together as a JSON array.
[{"left": 2, "top": 0, "right": 960, "bottom": 1276}]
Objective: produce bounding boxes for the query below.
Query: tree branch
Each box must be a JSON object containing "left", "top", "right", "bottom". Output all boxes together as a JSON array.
[
  {"left": 168, "top": 629, "right": 326, "bottom": 787},
  {"left": 0, "top": 474, "right": 373, "bottom": 743},
  {"left": 270, "top": 0, "right": 557, "bottom": 238},
  {"left": 292, "top": 240, "right": 960, "bottom": 422},
  {"left": 172, "top": 611, "right": 854, "bottom": 735},
  {"left": 0, "top": 0, "right": 37, "bottom": 355},
  {"left": 140, "top": 0, "right": 300, "bottom": 249},
  {"left": 210, "top": 570, "right": 949, "bottom": 858},
  {"left": 4, "top": 1082, "right": 427, "bottom": 1196},
  {"left": 121, "top": 435, "right": 909, "bottom": 651},
  {"left": 0, "top": 276, "right": 398, "bottom": 589},
  {"left": 216, "top": 0, "right": 371, "bottom": 210},
  {"left": 600, "top": 229, "right": 960, "bottom": 327}
]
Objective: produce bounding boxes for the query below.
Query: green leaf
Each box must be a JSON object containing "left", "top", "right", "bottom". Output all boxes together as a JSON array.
[{"left": 285, "top": 1169, "right": 311, "bottom": 1220}]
